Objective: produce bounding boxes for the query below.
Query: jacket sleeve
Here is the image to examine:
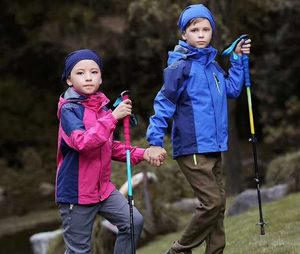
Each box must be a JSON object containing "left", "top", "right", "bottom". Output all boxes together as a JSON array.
[
  {"left": 146, "top": 60, "right": 189, "bottom": 147},
  {"left": 60, "top": 103, "right": 118, "bottom": 151},
  {"left": 224, "top": 55, "right": 245, "bottom": 98},
  {"left": 111, "top": 141, "right": 145, "bottom": 165}
]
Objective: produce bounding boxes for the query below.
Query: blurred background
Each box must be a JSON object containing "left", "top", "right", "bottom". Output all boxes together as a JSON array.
[{"left": 0, "top": 0, "right": 299, "bottom": 253}]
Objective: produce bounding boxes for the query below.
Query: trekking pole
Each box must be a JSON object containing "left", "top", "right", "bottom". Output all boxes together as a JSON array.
[
  {"left": 222, "top": 35, "right": 266, "bottom": 235},
  {"left": 121, "top": 90, "right": 136, "bottom": 253}
]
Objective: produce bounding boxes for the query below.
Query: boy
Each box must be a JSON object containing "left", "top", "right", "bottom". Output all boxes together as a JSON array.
[{"left": 146, "top": 4, "right": 251, "bottom": 254}]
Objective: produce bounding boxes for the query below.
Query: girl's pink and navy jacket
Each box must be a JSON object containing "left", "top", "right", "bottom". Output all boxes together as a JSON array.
[{"left": 56, "top": 88, "right": 145, "bottom": 205}]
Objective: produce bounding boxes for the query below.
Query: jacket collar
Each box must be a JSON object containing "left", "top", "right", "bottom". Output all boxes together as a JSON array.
[{"left": 168, "top": 40, "right": 217, "bottom": 66}]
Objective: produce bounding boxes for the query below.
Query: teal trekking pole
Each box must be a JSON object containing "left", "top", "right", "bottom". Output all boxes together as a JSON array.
[
  {"left": 121, "top": 90, "right": 136, "bottom": 253},
  {"left": 222, "top": 35, "right": 266, "bottom": 235}
]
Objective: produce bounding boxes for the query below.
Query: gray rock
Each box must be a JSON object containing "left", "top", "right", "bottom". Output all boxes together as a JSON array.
[
  {"left": 168, "top": 198, "right": 200, "bottom": 212},
  {"left": 0, "top": 186, "right": 5, "bottom": 204},
  {"left": 30, "top": 229, "right": 63, "bottom": 254},
  {"left": 39, "top": 182, "right": 55, "bottom": 196},
  {"left": 227, "top": 184, "right": 288, "bottom": 216}
]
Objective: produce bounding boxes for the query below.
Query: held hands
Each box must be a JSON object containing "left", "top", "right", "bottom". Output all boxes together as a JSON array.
[
  {"left": 112, "top": 99, "right": 132, "bottom": 120},
  {"left": 235, "top": 38, "right": 251, "bottom": 56},
  {"left": 144, "top": 146, "right": 167, "bottom": 167}
]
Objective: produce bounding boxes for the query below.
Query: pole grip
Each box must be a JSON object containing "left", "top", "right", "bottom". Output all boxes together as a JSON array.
[
  {"left": 121, "top": 91, "right": 130, "bottom": 149},
  {"left": 242, "top": 55, "right": 251, "bottom": 87}
]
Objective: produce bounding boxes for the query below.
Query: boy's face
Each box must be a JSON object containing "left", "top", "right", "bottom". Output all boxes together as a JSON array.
[
  {"left": 182, "top": 18, "right": 212, "bottom": 48},
  {"left": 67, "top": 60, "right": 102, "bottom": 95}
]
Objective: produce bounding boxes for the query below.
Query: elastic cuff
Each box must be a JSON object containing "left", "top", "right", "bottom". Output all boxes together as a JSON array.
[
  {"left": 107, "top": 112, "right": 118, "bottom": 125},
  {"left": 134, "top": 147, "right": 146, "bottom": 160},
  {"left": 230, "top": 53, "right": 243, "bottom": 64}
]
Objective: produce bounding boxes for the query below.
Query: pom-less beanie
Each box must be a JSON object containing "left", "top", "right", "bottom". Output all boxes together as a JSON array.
[
  {"left": 61, "top": 49, "right": 103, "bottom": 82},
  {"left": 177, "top": 4, "right": 216, "bottom": 33}
]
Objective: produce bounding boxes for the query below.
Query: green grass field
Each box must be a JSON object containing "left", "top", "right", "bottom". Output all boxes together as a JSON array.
[{"left": 137, "top": 192, "right": 300, "bottom": 254}]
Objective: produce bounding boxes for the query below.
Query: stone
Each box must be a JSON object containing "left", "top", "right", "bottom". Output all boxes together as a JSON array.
[
  {"left": 30, "top": 229, "right": 63, "bottom": 254},
  {"left": 227, "top": 184, "right": 288, "bottom": 216}
]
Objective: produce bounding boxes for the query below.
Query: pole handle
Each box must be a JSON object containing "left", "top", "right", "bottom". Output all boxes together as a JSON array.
[
  {"left": 242, "top": 55, "right": 251, "bottom": 87},
  {"left": 121, "top": 90, "right": 130, "bottom": 149}
]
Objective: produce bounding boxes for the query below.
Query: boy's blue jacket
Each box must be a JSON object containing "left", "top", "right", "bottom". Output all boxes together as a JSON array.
[{"left": 147, "top": 40, "right": 244, "bottom": 158}]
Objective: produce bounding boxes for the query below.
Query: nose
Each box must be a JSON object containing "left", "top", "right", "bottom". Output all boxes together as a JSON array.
[{"left": 85, "top": 73, "right": 92, "bottom": 80}]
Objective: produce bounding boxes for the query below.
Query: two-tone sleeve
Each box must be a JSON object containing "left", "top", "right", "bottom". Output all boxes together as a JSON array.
[
  {"left": 111, "top": 141, "right": 145, "bottom": 165},
  {"left": 60, "top": 104, "right": 118, "bottom": 151},
  {"left": 146, "top": 60, "right": 189, "bottom": 147},
  {"left": 224, "top": 55, "right": 245, "bottom": 98}
]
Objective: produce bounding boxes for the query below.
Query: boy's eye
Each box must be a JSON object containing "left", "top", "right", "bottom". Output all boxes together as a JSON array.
[{"left": 191, "top": 29, "right": 198, "bottom": 32}]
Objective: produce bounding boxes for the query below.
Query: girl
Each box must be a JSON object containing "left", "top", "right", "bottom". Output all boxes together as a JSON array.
[{"left": 56, "top": 49, "right": 164, "bottom": 254}]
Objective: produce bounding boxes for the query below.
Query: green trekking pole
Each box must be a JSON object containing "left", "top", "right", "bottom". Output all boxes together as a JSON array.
[{"left": 222, "top": 35, "right": 266, "bottom": 235}]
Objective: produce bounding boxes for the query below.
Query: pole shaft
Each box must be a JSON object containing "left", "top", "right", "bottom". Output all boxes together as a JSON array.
[
  {"left": 243, "top": 55, "right": 266, "bottom": 235},
  {"left": 246, "top": 88, "right": 255, "bottom": 135},
  {"left": 122, "top": 91, "right": 136, "bottom": 253},
  {"left": 251, "top": 136, "right": 265, "bottom": 235},
  {"left": 126, "top": 150, "right": 133, "bottom": 196}
]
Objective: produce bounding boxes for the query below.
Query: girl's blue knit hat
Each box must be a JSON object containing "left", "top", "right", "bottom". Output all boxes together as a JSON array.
[
  {"left": 177, "top": 4, "right": 216, "bottom": 33},
  {"left": 61, "top": 49, "right": 103, "bottom": 82}
]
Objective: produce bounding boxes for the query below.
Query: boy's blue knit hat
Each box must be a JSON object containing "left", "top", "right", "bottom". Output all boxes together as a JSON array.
[
  {"left": 61, "top": 49, "right": 103, "bottom": 81},
  {"left": 177, "top": 4, "right": 216, "bottom": 33}
]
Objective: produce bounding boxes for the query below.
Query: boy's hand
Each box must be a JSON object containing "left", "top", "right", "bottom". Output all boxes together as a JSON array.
[
  {"left": 235, "top": 38, "right": 251, "bottom": 56},
  {"left": 112, "top": 99, "right": 132, "bottom": 120},
  {"left": 144, "top": 146, "right": 167, "bottom": 167}
]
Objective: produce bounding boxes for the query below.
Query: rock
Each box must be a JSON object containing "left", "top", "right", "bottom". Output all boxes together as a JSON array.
[
  {"left": 30, "top": 229, "right": 63, "bottom": 254},
  {"left": 39, "top": 182, "right": 55, "bottom": 196},
  {"left": 0, "top": 186, "right": 5, "bottom": 204},
  {"left": 227, "top": 184, "right": 288, "bottom": 216},
  {"left": 168, "top": 198, "right": 199, "bottom": 212}
]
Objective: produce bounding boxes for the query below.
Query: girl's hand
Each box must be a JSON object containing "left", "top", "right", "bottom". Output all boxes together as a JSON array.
[
  {"left": 235, "top": 38, "right": 251, "bottom": 56},
  {"left": 144, "top": 146, "right": 167, "bottom": 167},
  {"left": 112, "top": 99, "right": 132, "bottom": 120}
]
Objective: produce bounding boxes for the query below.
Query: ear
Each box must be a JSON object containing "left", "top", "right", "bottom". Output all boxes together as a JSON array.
[
  {"left": 66, "top": 78, "right": 72, "bottom": 87},
  {"left": 181, "top": 32, "right": 187, "bottom": 41}
]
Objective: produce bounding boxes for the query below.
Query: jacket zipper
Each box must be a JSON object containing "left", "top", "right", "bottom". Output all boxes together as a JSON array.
[{"left": 213, "top": 73, "right": 221, "bottom": 94}]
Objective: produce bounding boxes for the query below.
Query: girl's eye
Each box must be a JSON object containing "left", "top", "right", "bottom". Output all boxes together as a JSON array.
[
  {"left": 92, "top": 71, "right": 98, "bottom": 74},
  {"left": 191, "top": 29, "right": 198, "bottom": 32},
  {"left": 76, "top": 71, "right": 84, "bottom": 75}
]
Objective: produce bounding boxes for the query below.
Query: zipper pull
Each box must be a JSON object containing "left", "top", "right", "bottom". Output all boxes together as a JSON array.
[
  {"left": 213, "top": 73, "right": 221, "bottom": 94},
  {"left": 193, "top": 154, "right": 197, "bottom": 165}
]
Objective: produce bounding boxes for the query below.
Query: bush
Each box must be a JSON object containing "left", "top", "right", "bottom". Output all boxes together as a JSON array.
[{"left": 266, "top": 150, "right": 300, "bottom": 192}]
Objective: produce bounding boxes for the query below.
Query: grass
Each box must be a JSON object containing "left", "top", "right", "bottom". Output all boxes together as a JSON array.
[{"left": 137, "top": 192, "right": 300, "bottom": 254}]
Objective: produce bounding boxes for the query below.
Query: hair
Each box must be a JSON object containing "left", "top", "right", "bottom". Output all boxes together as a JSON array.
[{"left": 183, "top": 17, "right": 207, "bottom": 34}]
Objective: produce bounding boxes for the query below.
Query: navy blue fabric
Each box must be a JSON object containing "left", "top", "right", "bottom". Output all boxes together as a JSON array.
[
  {"left": 61, "top": 49, "right": 103, "bottom": 81},
  {"left": 57, "top": 102, "right": 85, "bottom": 204},
  {"left": 57, "top": 139, "right": 79, "bottom": 204},
  {"left": 147, "top": 41, "right": 244, "bottom": 158},
  {"left": 61, "top": 103, "right": 85, "bottom": 136},
  {"left": 177, "top": 4, "right": 216, "bottom": 32}
]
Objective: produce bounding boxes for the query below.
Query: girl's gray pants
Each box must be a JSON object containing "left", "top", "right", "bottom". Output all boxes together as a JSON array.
[{"left": 58, "top": 190, "right": 144, "bottom": 254}]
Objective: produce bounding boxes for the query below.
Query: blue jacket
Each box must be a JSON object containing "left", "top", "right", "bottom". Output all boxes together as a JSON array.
[{"left": 147, "top": 40, "right": 244, "bottom": 158}]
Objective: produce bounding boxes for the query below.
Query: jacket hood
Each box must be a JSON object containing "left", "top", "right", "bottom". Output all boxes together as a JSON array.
[
  {"left": 57, "top": 87, "right": 109, "bottom": 118},
  {"left": 167, "top": 40, "right": 217, "bottom": 66}
]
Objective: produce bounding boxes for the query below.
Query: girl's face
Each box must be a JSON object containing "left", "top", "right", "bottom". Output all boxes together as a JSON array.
[
  {"left": 182, "top": 18, "right": 212, "bottom": 48},
  {"left": 66, "top": 60, "right": 102, "bottom": 95}
]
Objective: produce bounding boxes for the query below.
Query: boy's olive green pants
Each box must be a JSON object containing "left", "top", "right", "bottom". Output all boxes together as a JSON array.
[{"left": 172, "top": 153, "right": 226, "bottom": 254}]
